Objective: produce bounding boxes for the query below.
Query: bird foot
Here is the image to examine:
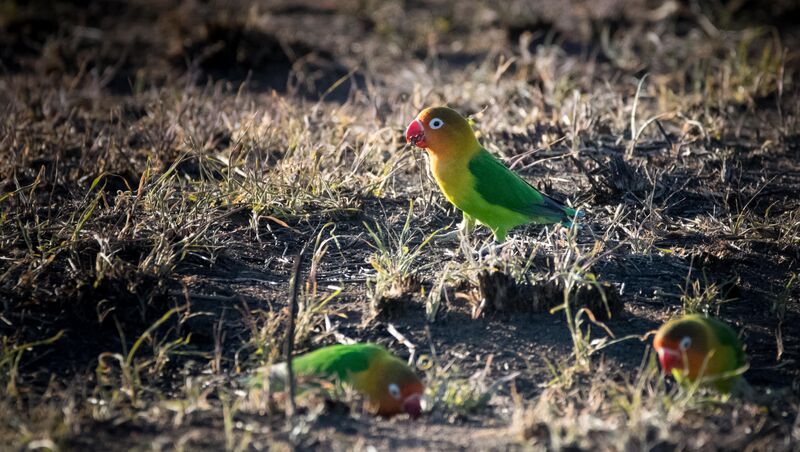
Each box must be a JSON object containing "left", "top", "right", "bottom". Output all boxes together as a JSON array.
[
  {"left": 433, "top": 229, "right": 460, "bottom": 244},
  {"left": 475, "top": 240, "right": 512, "bottom": 259}
]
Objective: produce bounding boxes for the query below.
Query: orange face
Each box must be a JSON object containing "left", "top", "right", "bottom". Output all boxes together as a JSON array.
[
  {"left": 652, "top": 320, "right": 710, "bottom": 380},
  {"left": 405, "top": 107, "right": 479, "bottom": 158},
  {"left": 373, "top": 380, "right": 424, "bottom": 418},
  {"left": 364, "top": 359, "right": 424, "bottom": 418}
]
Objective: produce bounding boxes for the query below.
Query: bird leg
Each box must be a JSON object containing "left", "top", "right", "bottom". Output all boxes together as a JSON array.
[
  {"left": 434, "top": 213, "right": 476, "bottom": 244},
  {"left": 475, "top": 238, "right": 513, "bottom": 259},
  {"left": 459, "top": 213, "right": 476, "bottom": 234}
]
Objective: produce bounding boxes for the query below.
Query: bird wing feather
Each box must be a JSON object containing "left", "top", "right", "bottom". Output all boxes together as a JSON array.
[
  {"left": 468, "top": 149, "right": 571, "bottom": 222},
  {"left": 292, "top": 344, "right": 378, "bottom": 380}
]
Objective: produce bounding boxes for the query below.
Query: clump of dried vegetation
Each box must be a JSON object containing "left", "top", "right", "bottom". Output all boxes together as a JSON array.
[{"left": 1, "top": 0, "right": 799, "bottom": 449}]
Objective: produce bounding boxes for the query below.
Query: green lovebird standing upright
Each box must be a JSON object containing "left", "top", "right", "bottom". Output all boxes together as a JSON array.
[
  {"left": 653, "top": 314, "right": 747, "bottom": 392},
  {"left": 405, "top": 106, "right": 584, "bottom": 241},
  {"left": 265, "top": 343, "right": 424, "bottom": 418}
]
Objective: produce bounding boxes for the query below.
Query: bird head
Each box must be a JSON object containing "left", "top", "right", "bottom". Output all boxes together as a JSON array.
[
  {"left": 652, "top": 315, "right": 711, "bottom": 380},
  {"left": 367, "top": 358, "right": 424, "bottom": 418},
  {"left": 405, "top": 106, "right": 480, "bottom": 158}
]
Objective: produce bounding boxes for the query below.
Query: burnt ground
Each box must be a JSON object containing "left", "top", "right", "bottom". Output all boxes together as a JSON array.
[{"left": 2, "top": 0, "right": 800, "bottom": 450}]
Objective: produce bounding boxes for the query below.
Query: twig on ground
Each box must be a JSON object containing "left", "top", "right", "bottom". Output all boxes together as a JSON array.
[
  {"left": 387, "top": 323, "right": 417, "bottom": 365},
  {"left": 285, "top": 245, "right": 306, "bottom": 418}
]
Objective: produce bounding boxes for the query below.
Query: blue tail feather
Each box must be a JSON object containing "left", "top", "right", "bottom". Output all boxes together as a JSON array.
[{"left": 561, "top": 207, "right": 584, "bottom": 229}]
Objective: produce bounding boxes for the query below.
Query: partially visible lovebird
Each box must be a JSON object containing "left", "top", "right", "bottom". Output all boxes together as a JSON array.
[
  {"left": 265, "top": 343, "right": 424, "bottom": 418},
  {"left": 405, "top": 106, "right": 583, "bottom": 241},
  {"left": 653, "top": 314, "right": 747, "bottom": 392}
]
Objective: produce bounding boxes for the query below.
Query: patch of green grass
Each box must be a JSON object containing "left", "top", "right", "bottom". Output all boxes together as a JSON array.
[
  {"left": 423, "top": 352, "right": 516, "bottom": 419},
  {"left": 364, "top": 201, "right": 441, "bottom": 316},
  {"left": 680, "top": 273, "right": 736, "bottom": 316}
]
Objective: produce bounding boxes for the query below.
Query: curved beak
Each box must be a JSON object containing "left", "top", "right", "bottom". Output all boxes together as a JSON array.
[
  {"left": 656, "top": 347, "right": 682, "bottom": 376},
  {"left": 405, "top": 119, "right": 427, "bottom": 148},
  {"left": 402, "top": 394, "right": 422, "bottom": 419}
]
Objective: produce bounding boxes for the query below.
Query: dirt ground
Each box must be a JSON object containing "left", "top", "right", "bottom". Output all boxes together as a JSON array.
[{"left": 2, "top": 0, "right": 800, "bottom": 450}]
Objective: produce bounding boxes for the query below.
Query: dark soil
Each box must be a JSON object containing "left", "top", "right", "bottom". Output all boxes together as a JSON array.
[{"left": 2, "top": 0, "right": 799, "bottom": 450}]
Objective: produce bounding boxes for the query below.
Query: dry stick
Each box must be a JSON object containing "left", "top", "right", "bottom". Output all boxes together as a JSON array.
[
  {"left": 284, "top": 247, "right": 305, "bottom": 418},
  {"left": 387, "top": 323, "right": 417, "bottom": 365},
  {"left": 655, "top": 119, "right": 674, "bottom": 152},
  {"left": 424, "top": 324, "right": 438, "bottom": 376}
]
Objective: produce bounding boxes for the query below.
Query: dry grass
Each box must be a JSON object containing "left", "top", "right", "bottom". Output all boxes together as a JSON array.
[{"left": 1, "top": 0, "right": 799, "bottom": 450}]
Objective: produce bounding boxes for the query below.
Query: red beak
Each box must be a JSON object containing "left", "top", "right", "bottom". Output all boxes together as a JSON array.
[
  {"left": 656, "top": 347, "right": 682, "bottom": 376},
  {"left": 405, "top": 119, "right": 427, "bottom": 148},
  {"left": 402, "top": 394, "right": 422, "bottom": 419}
]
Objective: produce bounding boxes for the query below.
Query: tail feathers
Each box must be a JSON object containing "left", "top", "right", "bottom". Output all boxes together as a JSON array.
[
  {"left": 543, "top": 195, "right": 584, "bottom": 228},
  {"left": 561, "top": 206, "right": 585, "bottom": 228},
  {"left": 245, "top": 363, "right": 287, "bottom": 391}
]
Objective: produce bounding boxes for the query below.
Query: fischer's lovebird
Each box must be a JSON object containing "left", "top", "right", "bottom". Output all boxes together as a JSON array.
[
  {"left": 267, "top": 343, "right": 424, "bottom": 418},
  {"left": 405, "top": 106, "right": 583, "bottom": 241},
  {"left": 653, "top": 314, "right": 747, "bottom": 392}
]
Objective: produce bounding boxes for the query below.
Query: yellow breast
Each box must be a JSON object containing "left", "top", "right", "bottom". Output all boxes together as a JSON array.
[{"left": 428, "top": 152, "right": 473, "bottom": 206}]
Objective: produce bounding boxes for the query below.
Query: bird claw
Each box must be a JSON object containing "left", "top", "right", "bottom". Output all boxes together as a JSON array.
[{"left": 434, "top": 220, "right": 474, "bottom": 244}]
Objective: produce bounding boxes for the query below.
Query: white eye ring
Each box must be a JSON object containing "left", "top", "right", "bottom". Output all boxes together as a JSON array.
[
  {"left": 679, "top": 336, "right": 692, "bottom": 351},
  {"left": 388, "top": 383, "right": 401, "bottom": 400},
  {"left": 429, "top": 118, "right": 444, "bottom": 129}
]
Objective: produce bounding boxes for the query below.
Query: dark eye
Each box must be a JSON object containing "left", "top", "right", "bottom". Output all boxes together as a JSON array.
[
  {"left": 388, "top": 383, "right": 401, "bottom": 399},
  {"left": 679, "top": 336, "right": 692, "bottom": 351},
  {"left": 429, "top": 118, "right": 444, "bottom": 129}
]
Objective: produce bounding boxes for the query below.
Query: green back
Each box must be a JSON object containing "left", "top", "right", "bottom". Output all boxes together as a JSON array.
[
  {"left": 292, "top": 343, "right": 386, "bottom": 381},
  {"left": 696, "top": 315, "right": 746, "bottom": 367},
  {"left": 468, "top": 149, "right": 574, "bottom": 223}
]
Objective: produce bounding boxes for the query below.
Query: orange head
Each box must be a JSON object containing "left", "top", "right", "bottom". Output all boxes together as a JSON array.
[
  {"left": 652, "top": 317, "right": 711, "bottom": 380},
  {"left": 363, "top": 357, "right": 424, "bottom": 418},
  {"left": 405, "top": 106, "right": 480, "bottom": 158}
]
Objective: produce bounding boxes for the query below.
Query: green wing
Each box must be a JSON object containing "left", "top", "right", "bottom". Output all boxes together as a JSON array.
[
  {"left": 468, "top": 149, "right": 577, "bottom": 223},
  {"left": 704, "top": 317, "right": 746, "bottom": 368},
  {"left": 292, "top": 344, "right": 384, "bottom": 381},
  {"left": 255, "top": 344, "right": 383, "bottom": 391}
]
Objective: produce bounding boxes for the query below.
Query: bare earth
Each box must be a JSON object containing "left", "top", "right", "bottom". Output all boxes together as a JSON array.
[{"left": 1, "top": 0, "right": 799, "bottom": 450}]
